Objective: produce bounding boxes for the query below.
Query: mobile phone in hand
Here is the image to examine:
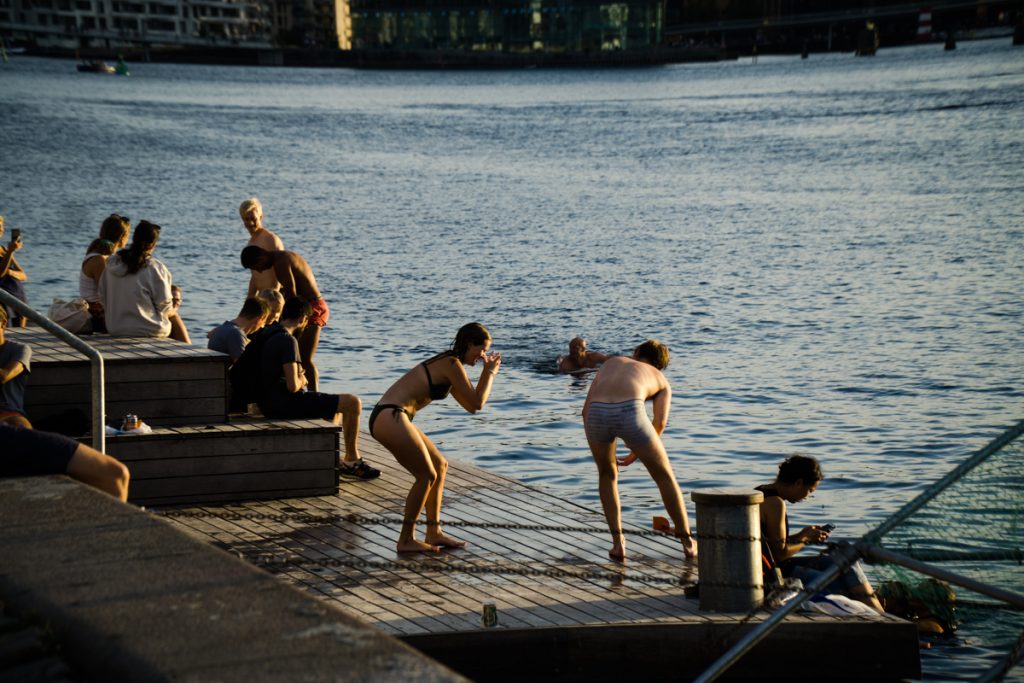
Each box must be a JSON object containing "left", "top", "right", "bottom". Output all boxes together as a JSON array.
[
  {"left": 11, "top": 228, "right": 21, "bottom": 241},
  {"left": 821, "top": 523, "right": 836, "bottom": 533}
]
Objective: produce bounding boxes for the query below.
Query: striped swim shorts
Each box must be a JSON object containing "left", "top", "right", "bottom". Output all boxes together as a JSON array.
[{"left": 584, "top": 399, "right": 658, "bottom": 446}]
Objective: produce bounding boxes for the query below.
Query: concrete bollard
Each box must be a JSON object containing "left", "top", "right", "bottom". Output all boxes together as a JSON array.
[{"left": 691, "top": 488, "right": 764, "bottom": 612}]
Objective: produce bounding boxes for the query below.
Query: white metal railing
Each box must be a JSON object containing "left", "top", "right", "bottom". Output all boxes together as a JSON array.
[{"left": 0, "top": 289, "right": 105, "bottom": 452}]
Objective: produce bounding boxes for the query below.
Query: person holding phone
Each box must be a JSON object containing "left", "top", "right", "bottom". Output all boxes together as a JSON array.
[
  {"left": 0, "top": 217, "right": 29, "bottom": 327},
  {"left": 369, "top": 322, "right": 501, "bottom": 553},
  {"left": 757, "top": 454, "right": 883, "bottom": 612}
]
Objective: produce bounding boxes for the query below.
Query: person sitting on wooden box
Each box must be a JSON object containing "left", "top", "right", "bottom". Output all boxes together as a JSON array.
[
  {"left": 0, "top": 423, "right": 129, "bottom": 501},
  {"left": 0, "top": 306, "right": 32, "bottom": 428},
  {"left": 208, "top": 297, "right": 269, "bottom": 364},
  {"left": 253, "top": 297, "right": 378, "bottom": 480}
]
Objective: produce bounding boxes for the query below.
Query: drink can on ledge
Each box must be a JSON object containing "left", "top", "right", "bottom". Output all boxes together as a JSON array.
[
  {"left": 482, "top": 600, "right": 497, "bottom": 627},
  {"left": 121, "top": 414, "right": 138, "bottom": 431}
]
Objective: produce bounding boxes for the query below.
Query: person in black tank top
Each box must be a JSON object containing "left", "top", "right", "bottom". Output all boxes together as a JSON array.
[
  {"left": 370, "top": 323, "right": 502, "bottom": 553},
  {"left": 758, "top": 455, "right": 884, "bottom": 612}
]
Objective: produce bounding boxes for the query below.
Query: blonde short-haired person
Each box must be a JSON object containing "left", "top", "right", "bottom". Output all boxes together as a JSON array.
[
  {"left": 239, "top": 198, "right": 284, "bottom": 296},
  {"left": 584, "top": 340, "right": 697, "bottom": 561}
]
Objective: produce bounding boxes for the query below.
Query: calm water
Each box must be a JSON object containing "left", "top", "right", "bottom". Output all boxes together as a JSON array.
[{"left": 2, "top": 40, "right": 1023, "bottom": 678}]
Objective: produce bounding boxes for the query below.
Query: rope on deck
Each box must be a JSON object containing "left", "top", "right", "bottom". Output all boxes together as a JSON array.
[
  {"left": 253, "top": 555, "right": 706, "bottom": 587},
  {"left": 154, "top": 509, "right": 758, "bottom": 542}
]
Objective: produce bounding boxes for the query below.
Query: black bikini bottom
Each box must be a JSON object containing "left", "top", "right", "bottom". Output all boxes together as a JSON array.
[{"left": 369, "top": 403, "right": 412, "bottom": 436}]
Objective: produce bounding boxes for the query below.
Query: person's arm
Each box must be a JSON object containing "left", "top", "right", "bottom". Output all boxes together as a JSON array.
[
  {"left": 0, "top": 241, "right": 20, "bottom": 279},
  {"left": 449, "top": 353, "right": 501, "bottom": 414},
  {"left": 0, "top": 358, "right": 26, "bottom": 384},
  {"left": 82, "top": 255, "right": 106, "bottom": 285},
  {"left": 762, "top": 497, "right": 795, "bottom": 563},
  {"left": 650, "top": 383, "right": 671, "bottom": 435},
  {"left": 282, "top": 362, "right": 306, "bottom": 393},
  {"left": 588, "top": 351, "right": 610, "bottom": 365},
  {"left": 151, "top": 263, "right": 174, "bottom": 317}
]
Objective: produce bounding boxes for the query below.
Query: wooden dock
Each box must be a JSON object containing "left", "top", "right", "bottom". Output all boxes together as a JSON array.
[
  {"left": 12, "top": 327, "right": 920, "bottom": 680},
  {"left": 160, "top": 437, "right": 921, "bottom": 682}
]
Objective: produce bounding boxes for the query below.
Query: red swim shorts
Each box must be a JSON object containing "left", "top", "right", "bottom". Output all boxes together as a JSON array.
[{"left": 309, "top": 296, "right": 330, "bottom": 328}]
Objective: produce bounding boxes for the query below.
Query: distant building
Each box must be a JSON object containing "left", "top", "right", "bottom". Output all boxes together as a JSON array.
[
  {"left": 0, "top": 0, "right": 273, "bottom": 49},
  {"left": 344, "top": 1, "right": 665, "bottom": 53},
  {"left": 0, "top": 0, "right": 667, "bottom": 57}
]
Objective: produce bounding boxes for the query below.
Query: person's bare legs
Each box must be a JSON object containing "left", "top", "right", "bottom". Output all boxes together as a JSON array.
[
  {"left": 333, "top": 393, "right": 361, "bottom": 463},
  {"left": 631, "top": 436, "right": 698, "bottom": 558},
  {"left": 66, "top": 443, "right": 130, "bottom": 501},
  {"left": 588, "top": 437, "right": 626, "bottom": 560},
  {"left": 298, "top": 325, "right": 320, "bottom": 393},
  {"left": 373, "top": 413, "right": 439, "bottom": 553},
  {"left": 168, "top": 313, "right": 191, "bottom": 344},
  {"left": 416, "top": 426, "right": 465, "bottom": 549}
]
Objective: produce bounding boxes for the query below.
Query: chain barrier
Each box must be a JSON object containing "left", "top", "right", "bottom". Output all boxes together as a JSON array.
[
  {"left": 247, "top": 554, "right": 702, "bottom": 587},
  {"left": 153, "top": 509, "right": 759, "bottom": 543}
]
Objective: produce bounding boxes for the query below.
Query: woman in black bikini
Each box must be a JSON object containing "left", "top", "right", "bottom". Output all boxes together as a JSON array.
[{"left": 370, "top": 322, "right": 501, "bottom": 553}]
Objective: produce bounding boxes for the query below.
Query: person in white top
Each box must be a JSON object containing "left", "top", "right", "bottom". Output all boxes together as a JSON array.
[
  {"left": 80, "top": 214, "right": 130, "bottom": 333},
  {"left": 99, "top": 221, "right": 188, "bottom": 342}
]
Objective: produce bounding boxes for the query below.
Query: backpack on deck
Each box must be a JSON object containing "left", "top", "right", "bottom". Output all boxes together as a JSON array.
[{"left": 228, "top": 325, "right": 286, "bottom": 412}]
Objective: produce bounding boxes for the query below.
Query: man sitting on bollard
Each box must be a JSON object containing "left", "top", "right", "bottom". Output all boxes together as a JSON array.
[{"left": 757, "top": 454, "right": 883, "bottom": 612}]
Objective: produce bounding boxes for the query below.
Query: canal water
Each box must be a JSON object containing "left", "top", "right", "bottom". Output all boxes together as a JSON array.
[{"left": 2, "top": 38, "right": 1022, "bottom": 680}]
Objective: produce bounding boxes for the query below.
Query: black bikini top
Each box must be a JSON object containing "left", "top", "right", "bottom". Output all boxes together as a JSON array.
[{"left": 421, "top": 357, "right": 452, "bottom": 401}]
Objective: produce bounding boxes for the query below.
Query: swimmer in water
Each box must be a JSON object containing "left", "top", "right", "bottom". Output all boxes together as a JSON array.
[{"left": 558, "top": 336, "right": 610, "bottom": 373}]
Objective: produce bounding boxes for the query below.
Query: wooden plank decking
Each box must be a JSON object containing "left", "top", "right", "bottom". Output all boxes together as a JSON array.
[{"left": 159, "top": 435, "right": 920, "bottom": 681}]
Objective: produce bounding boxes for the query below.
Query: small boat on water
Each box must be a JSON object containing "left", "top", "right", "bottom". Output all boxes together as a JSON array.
[
  {"left": 77, "top": 58, "right": 129, "bottom": 75},
  {"left": 77, "top": 60, "right": 117, "bottom": 74}
]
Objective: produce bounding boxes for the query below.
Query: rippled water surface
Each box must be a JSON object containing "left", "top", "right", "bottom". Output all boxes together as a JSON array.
[{"left": 2, "top": 40, "right": 1023, "bottom": 676}]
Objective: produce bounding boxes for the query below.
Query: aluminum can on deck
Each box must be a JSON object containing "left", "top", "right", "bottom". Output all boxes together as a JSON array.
[{"left": 482, "top": 600, "right": 497, "bottom": 627}]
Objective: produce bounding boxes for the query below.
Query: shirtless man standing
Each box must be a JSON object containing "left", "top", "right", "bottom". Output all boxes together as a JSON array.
[
  {"left": 559, "top": 336, "right": 610, "bottom": 373},
  {"left": 241, "top": 246, "right": 328, "bottom": 392},
  {"left": 582, "top": 339, "right": 697, "bottom": 561},
  {"left": 239, "top": 198, "right": 284, "bottom": 296}
]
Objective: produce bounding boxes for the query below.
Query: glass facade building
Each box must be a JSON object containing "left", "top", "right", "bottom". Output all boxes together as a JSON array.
[{"left": 345, "top": 1, "right": 664, "bottom": 53}]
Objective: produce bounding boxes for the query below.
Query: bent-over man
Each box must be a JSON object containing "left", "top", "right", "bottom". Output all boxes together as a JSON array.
[{"left": 583, "top": 339, "right": 697, "bottom": 561}]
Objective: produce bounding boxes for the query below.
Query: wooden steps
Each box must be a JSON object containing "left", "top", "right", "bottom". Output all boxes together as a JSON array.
[
  {"left": 12, "top": 328, "right": 228, "bottom": 427},
  {"left": 10, "top": 327, "right": 342, "bottom": 506},
  {"left": 103, "top": 418, "right": 341, "bottom": 506}
]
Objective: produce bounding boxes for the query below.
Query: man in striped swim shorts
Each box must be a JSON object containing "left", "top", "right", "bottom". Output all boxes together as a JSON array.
[{"left": 583, "top": 339, "right": 697, "bottom": 561}]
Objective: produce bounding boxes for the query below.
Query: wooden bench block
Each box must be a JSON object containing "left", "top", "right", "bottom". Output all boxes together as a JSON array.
[
  {"left": 86, "top": 419, "right": 342, "bottom": 506},
  {"left": 11, "top": 329, "right": 229, "bottom": 428}
]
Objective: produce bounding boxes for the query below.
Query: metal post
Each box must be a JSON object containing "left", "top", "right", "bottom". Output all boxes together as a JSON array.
[
  {"left": 0, "top": 290, "right": 105, "bottom": 452},
  {"left": 692, "top": 488, "right": 765, "bottom": 612}
]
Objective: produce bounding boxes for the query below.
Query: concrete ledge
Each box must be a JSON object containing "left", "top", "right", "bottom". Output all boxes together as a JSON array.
[{"left": 0, "top": 476, "right": 465, "bottom": 682}]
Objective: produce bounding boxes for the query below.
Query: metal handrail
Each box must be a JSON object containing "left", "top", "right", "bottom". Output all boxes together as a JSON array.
[{"left": 0, "top": 290, "right": 105, "bottom": 452}]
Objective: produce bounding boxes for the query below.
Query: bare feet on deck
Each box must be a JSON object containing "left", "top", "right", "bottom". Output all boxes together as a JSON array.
[
  {"left": 397, "top": 539, "right": 441, "bottom": 553},
  {"left": 608, "top": 543, "right": 626, "bottom": 561},
  {"left": 681, "top": 535, "right": 698, "bottom": 559},
  {"left": 425, "top": 532, "right": 467, "bottom": 549}
]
